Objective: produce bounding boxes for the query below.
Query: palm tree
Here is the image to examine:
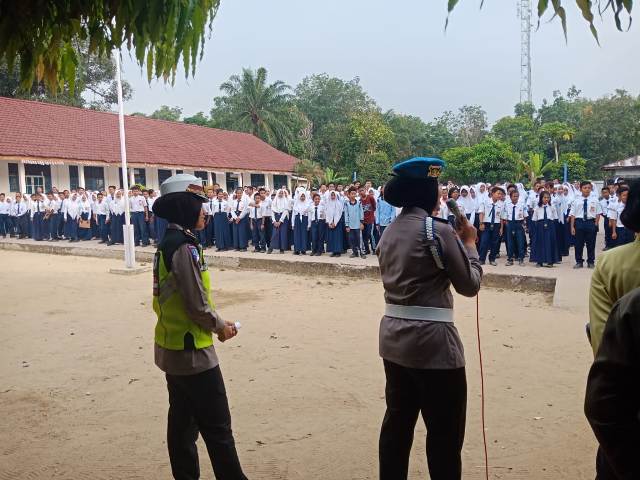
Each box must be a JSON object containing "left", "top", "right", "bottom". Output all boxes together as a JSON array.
[
  {"left": 519, "top": 153, "right": 554, "bottom": 186},
  {"left": 539, "top": 122, "right": 575, "bottom": 163},
  {"left": 294, "top": 159, "right": 323, "bottom": 187},
  {"left": 217, "top": 67, "right": 295, "bottom": 148},
  {"left": 320, "top": 167, "right": 348, "bottom": 185}
]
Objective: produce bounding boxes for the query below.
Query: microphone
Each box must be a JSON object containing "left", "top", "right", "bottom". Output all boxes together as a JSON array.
[{"left": 446, "top": 198, "right": 466, "bottom": 226}]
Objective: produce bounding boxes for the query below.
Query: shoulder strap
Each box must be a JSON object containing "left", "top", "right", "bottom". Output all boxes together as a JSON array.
[{"left": 425, "top": 216, "right": 445, "bottom": 270}]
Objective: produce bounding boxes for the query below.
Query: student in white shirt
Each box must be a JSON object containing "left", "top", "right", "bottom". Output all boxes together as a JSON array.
[
  {"left": 230, "top": 188, "right": 249, "bottom": 251},
  {"left": 258, "top": 187, "right": 273, "bottom": 250},
  {"left": 94, "top": 192, "right": 110, "bottom": 243},
  {"left": 248, "top": 192, "right": 266, "bottom": 252},
  {"left": 65, "top": 193, "right": 80, "bottom": 242},
  {"left": 501, "top": 189, "right": 528, "bottom": 266},
  {"left": 309, "top": 193, "right": 327, "bottom": 256},
  {"left": 531, "top": 190, "right": 560, "bottom": 267},
  {"left": 78, "top": 194, "right": 93, "bottom": 241},
  {"left": 609, "top": 186, "right": 635, "bottom": 247},
  {"left": 31, "top": 193, "right": 47, "bottom": 241},
  {"left": 291, "top": 192, "right": 309, "bottom": 255},
  {"left": 478, "top": 186, "right": 505, "bottom": 265},
  {"left": 129, "top": 185, "right": 150, "bottom": 247},
  {"left": 268, "top": 189, "right": 290, "bottom": 254},
  {"left": 570, "top": 181, "right": 603, "bottom": 269},
  {"left": 108, "top": 190, "right": 125, "bottom": 245},
  {"left": 211, "top": 190, "right": 231, "bottom": 251},
  {"left": 0, "top": 193, "right": 10, "bottom": 238}
]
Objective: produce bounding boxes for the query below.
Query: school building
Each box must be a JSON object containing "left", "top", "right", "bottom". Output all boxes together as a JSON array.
[
  {"left": 602, "top": 155, "right": 640, "bottom": 180},
  {"left": 0, "top": 97, "right": 298, "bottom": 196}
]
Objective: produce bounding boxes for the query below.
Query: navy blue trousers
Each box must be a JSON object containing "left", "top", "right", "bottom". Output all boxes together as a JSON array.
[
  {"left": 250, "top": 218, "right": 266, "bottom": 250},
  {"left": 574, "top": 218, "right": 597, "bottom": 264},
  {"left": 505, "top": 221, "right": 526, "bottom": 261},
  {"left": 362, "top": 223, "right": 374, "bottom": 254},
  {"left": 348, "top": 228, "right": 361, "bottom": 254},
  {"left": 479, "top": 223, "right": 500, "bottom": 262},
  {"left": 97, "top": 214, "right": 109, "bottom": 242},
  {"left": 131, "top": 211, "right": 149, "bottom": 246},
  {"left": 310, "top": 220, "right": 327, "bottom": 254}
]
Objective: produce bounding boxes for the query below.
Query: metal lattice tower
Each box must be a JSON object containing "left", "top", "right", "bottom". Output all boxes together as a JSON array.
[{"left": 518, "top": 0, "right": 532, "bottom": 104}]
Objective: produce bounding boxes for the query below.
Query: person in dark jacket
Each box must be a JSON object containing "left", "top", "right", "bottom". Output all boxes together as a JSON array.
[{"left": 585, "top": 287, "right": 640, "bottom": 480}]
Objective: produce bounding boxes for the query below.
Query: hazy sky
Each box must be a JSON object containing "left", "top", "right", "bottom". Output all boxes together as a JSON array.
[{"left": 120, "top": 0, "right": 639, "bottom": 125}]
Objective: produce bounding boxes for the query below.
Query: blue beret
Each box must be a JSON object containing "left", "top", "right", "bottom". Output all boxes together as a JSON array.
[{"left": 392, "top": 157, "right": 445, "bottom": 179}]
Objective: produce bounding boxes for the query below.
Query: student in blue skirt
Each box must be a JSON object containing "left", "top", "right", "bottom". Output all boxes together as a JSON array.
[
  {"left": 292, "top": 193, "right": 309, "bottom": 255},
  {"left": 212, "top": 190, "right": 231, "bottom": 251},
  {"left": 268, "top": 189, "right": 290, "bottom": 254},
  {"left": 325, "top": 190, "right": 344, "bottom": 257},
  {"left": 531, "top": 191, "right": 559, "bottom": 267}
]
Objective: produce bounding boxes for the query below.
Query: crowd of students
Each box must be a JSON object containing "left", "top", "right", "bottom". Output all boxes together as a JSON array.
[{"left": 0, "top": 177, "right": 635, "bottom": 266}]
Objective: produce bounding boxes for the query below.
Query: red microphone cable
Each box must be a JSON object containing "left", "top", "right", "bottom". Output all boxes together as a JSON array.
[{"left": 476, "top": 293, "right": 489, "bottom": 480}]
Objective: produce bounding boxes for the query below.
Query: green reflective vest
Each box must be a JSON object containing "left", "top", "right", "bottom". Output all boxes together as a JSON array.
[{"left": 153, "top": 244, "right": 214, "bottom": 350}]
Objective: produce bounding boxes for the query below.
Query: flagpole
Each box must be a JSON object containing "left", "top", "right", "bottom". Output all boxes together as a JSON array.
[{"left": 114, "top": 51, "right": 136, "bottom": 269}]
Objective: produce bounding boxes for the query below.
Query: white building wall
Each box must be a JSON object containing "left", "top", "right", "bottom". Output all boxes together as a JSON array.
[{"left": 0, "top": 160, "right": 9, "bottom": 194}]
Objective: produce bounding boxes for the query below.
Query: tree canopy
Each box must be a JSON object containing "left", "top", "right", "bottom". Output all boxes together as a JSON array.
[{"left": 0, "top": 0, "right": 220, "bottom": 93}]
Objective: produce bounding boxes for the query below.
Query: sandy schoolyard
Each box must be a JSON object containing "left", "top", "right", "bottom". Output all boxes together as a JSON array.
[{"left": 0, "top": 250, "right": 596, "bottom": 479}]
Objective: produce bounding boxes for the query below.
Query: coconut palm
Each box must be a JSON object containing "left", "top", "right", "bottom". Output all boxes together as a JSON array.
[
  {"left": 519, "top": 153, "right": 554, "bottom": 186},
  {"left": 216, "top": 67, "right": 295, "bottom": 148},
  {"left": 294, "top": 159, "right": 323, "bottom": 186},
  {"left": 320, "top": 167, "right": 348, "bottom": 185}
]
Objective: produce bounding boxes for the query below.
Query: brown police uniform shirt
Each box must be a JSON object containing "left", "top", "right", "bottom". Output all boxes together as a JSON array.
[
  {"left": 154, "top": 225, "right": 226, "bottom": 376},
  {"left": 376, "top": 207, "right": 483, "bottom": 369}
]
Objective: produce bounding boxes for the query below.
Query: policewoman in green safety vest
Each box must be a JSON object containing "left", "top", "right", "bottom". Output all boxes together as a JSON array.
[{"left": 151, "top": 174, "right": 248, "bottom": 480}]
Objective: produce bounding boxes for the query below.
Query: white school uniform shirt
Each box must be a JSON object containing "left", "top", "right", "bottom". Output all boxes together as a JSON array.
[
  {"left": 30, "top": 198, "right": 46, "bottom": 218},
  {"left": 532, "top": 204, "right": 558, "bottom": 221},
  {"left": 609, "top": 202, "right": 626, "bottom": 228},
  {"left": 94, "top": 200, "right": 110, "bottom": 216},
  {"left": 230, "top": 196, "right": 249, "bottom": 220},
  {"left": 12, "top": 200, "right": 27, "bottom": 217},
  {"left": 261, "top": 197, "right": 273, "bottom": 217},
  {"left": 109, "top": 198, "right": 125, "bottom": 215},
  {"left": 212, "top": 199, "right": 228, "bottom": 214},
  {"left": 479, "top": 199, "right": 504, "bottom": 224},
  {"left": 203, "top": 198, "right": 216, "bottom": 216},
  {"left": 599, "top": 198, "right": 611, "bottom": 218},
  {"left": 569, "top": 196, "right": 602, "bottom": 219},
  {"left": 551, "top": 194, "right": 565, "bottom": 224},
  {"left": 526, "top": 191, "right": 538, "bottom": 210},
  {"left": 146, "top": 196, "right": 155, "bottom": 213},
  {"left": 129, "top": 195, "right": 147, "bottom": 213},
  {"left": 66, "top": 199, "right": 80, "bottom": 220},
  {"left": 501, "top": 201, "right": 528, "bottom": 222},
  {"left": 291, "top": 200, "right": 309, "bottom": 228},
  {"left": 308, "top": 203, "right": 326, "bottom": 223},
  {"left": 324, "top": 198, "right": 343, "bottom": 226},
  {"left": 79, "top": 200, "right": 92, "bottom": 215},
  {"left": 248, "top": 203, "right": 265, "bottom": 220},
  {"left": 0, "top": 200, "right": 10, "bottom": 215}
]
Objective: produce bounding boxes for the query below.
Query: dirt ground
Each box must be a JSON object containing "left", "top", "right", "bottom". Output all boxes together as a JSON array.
[{"left": 0, "top": 250, "right": 596, "bottom": 479}]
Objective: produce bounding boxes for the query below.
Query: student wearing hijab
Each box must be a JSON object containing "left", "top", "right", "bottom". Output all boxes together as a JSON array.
[
  {"left": 292, "top": 192, "right": 310, "bottom": 255},
  {"left": 377, "top": 157, "right": 482, "bottom": 480},
  {"left": 531, "top": 191, "right": 560, "bottom": 267},
  {"left": 151, "top": 174, "right": 247, "bottom": 480},
  {"left": 268, "top": 189, "right": 290, "bottom": 254},
  {"left": 78, "top": 193, "right": 93, "bottom": 241},
  {"left": 65, "top": 193, "right": 80, "bottom": 242},
  {"left": 210, "top": 189, "right": 230, "bottom": 251},
  {"left": 609, "top": 186, "right": 635, "bottom": 247},
  {"left": 108, "top": 190, "right": 125, "bottom": 245},
  {"left": 325, "top": 190, "right": 344, "bottom": 257}
]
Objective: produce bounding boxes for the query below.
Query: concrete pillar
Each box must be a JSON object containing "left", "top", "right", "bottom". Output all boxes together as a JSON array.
[
  {"left": 18, "top": 161, "right": 26, "bottom": 193},
  {"left": 78, "top": 165, "right": 85, "bottom": 188},
  {"left": 129, "top": 167, "right": 135, "bottom": 187},
  {"left": 207, "top": 171, "right": 213, "bottom": 186}
]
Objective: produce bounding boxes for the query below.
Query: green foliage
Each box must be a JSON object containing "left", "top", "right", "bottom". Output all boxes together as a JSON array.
[
  {"left": 518, "top": 153, "right": 555, "bottom": 186},
  {"left": 355, "top": 151, "right": 393, "bottom": 186},
  {"left": 0, "top": 0, "right": 220, "bottom": 93},
  {"left": 492, "top": 115, "right": 539, "bottom": 154},
  {"left": 320, "top": 167, "right": 349, "bottom": 185},
  {"left": 150, "top": 105, "right": 183, "bottom": 121},
  {"left": 210, "top": 67, "right": 298, "bottom": 152},
  {"left": 447, "top": 1, "right": 633, "bottom": 40},
  {"left": 538, "top": 121, "right": 575, "bottom": 162},
  {"left": 294, "top": 159, "right": 323, "bottom": 185},
  {"left": 183, "top": 111, "right": 211, "bottom": 126},
  {"left": 545, "top": 152, "right": 588, "bottom": 181},
  {"left": 442, "top": 138, "right": 518, "bottom": 185},
  {"left": 0, "top": 45, "right": 132, "bottom": 110}
]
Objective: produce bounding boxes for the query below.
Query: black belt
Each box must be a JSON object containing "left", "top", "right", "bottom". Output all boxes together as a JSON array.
[{"left": 507, "top": 220, "right": 524, "bottom": 224}]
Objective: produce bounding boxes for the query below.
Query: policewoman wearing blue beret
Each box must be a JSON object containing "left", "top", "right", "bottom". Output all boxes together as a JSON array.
[
  {"left": 376, "top": 158, "right": 483, "bottom": 480},
  {"left": 152, "top": 174, "right": 248, "bottom": 480}
]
